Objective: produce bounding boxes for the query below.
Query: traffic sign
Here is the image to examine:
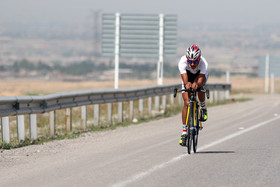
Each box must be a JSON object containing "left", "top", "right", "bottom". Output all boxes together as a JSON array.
[
  {"left": 102, "top": 14, "right": 177, "bottom": 57},
  {"left": 101, "top": 13, "right": 177, "bottom": 88}
]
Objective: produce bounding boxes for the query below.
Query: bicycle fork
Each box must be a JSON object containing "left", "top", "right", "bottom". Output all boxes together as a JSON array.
[
  {"left": 187, "top": 101, "right": 195, "bottom": 135},
  {"left": 187, "top": 101, "right": 202, "bottom": 134}
]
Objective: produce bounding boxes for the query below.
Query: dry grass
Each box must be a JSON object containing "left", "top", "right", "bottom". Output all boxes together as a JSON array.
[
  {"left": 0, "top": 78, "right": 179, "bottom": 96},
  {"left": 0, "top": 76, "right": 279, "bottom": 97}
]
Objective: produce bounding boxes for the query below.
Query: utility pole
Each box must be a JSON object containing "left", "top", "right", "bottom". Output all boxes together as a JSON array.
[
  {"left": 270, "top": 73, "right": 274, "bottom": 94},
  {"left": 264, "top": 54, "right": 269, "bottom": 93},
  {"left": 157, "top": 14, "right": 164, "bottom": 85},
  {"left": 114, "top": 13, "right": 120, "bottom": 89},
  {"left": 226, "top": 71, "right": 230, "bottom": 99}
]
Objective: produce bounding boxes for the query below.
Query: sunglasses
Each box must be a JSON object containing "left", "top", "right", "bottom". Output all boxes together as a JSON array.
[{"left": 188, "top": 60, "right": 199, "bottom": 64}]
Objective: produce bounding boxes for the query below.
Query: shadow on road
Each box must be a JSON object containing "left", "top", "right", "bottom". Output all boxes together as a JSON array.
[{"left": 196, "top": 151, "right": 235, "bottom": 154}]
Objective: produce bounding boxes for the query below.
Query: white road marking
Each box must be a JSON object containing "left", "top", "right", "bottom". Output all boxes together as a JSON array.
[
  {"left": 112, "top": 116, "right": 280, "bottom": 187},
  {"left": 238, "top": 127, "right": 245, "bottom": 130}
]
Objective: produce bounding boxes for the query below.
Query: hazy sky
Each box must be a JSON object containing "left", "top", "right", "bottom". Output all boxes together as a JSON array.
[{"left": 0, "top": 0, "right": 280, "bottom": 26}]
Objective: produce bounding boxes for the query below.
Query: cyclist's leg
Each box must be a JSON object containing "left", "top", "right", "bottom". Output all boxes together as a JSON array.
[
  {"left": 198, "top": 90, "right": 207, "bottom": 122},
  {"left": 181, "top": 72, "right": 194, "bottom": 128},
  {"left": 180, "top": 72, "right": 196, "bottom": 146},
  {"left": 180, "top": 82, "right": 191, "bottom": 146},
  {"left": 179, "top": 91, "right": 192, "bottom": 146},
  {"left": 182, "top": 91, "right": 189, "bottom": 126},
  {"left": 198, "top": 90, "right": 205, "bottom": 103},
  {"left": 197, "top": 73, "right": 209, "bottom": 121},
  {"left": 194, "top": 72, "right": 207, "bottom": 103}
]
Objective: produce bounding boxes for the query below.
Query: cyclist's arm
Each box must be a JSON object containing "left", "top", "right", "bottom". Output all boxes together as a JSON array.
[
  {"left": 178, "top": 56, "right": 191, "bottom": 89},
  {"left": 196, "top": 57, "right": 208, "bottom": 88},
  {"left": 181, "top": 73, "right": 188, "bottom": 84},
  {"left": 194, "top": 73, "right": 206, "bottom": 88},
  {"left": 181, "top": 73, "right": 191, "bottom": 89}
]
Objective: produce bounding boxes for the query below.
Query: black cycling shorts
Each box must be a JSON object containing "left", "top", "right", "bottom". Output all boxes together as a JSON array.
[{"left": 186, "top": 70, "right": 200, "bottom": 83}]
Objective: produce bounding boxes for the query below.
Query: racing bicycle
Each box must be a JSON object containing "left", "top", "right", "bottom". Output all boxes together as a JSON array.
[{"left": 174, "top": 87, "right": 209, "bottom": 154}]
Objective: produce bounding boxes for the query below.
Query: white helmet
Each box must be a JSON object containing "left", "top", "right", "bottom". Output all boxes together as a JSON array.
[{"left": 186, "top": 44, "right": 201, "bottom": 61}]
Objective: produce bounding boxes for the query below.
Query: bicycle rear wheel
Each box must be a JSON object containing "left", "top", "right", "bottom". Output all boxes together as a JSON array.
[
  {"left": 187, "top": 133, "right": 192, "bottom": 154},
  {"left": 193, "top": 132, "right": 198, "bottom": 153},
  {"left": 193, "top": 107, "right": 199, "bottom": 153}
]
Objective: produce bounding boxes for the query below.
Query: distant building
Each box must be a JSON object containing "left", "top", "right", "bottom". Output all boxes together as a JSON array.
[{"left": 258, "top": 55, "right": 280, "bottom": 78}]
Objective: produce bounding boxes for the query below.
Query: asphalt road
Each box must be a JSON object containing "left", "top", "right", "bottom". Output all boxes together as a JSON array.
[{"left": 1, "top": 94, "right": 280, "bottom": 187}]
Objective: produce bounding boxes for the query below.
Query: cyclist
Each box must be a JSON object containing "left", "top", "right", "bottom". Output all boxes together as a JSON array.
[{"left": 178, "top": 44, "right": 209, "bottom": 146}]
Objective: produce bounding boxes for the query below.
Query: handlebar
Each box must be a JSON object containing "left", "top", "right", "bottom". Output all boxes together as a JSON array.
[{"left": 173, "top": 88, "right": 210, "bottom": 99}]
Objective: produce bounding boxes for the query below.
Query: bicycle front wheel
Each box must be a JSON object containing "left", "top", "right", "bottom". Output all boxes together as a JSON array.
[{"left": 187, "top": 103, "right": 194, "bottom": 154}]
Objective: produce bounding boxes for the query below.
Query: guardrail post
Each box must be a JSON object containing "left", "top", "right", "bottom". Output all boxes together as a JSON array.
[
  {"left": 178, "top": 94, "right": 182, "bottom": 106},
  {"left": 214, "top": 90, "right": 218, "bottom": 103},
  {"left": 49, "top": 111, "right": 56, "bottom": 136},
  {"left": 94, "top": 104, "right": 99, "bottom": 126},
  {"left": 170, "top": 94, "right": 174, "bottom": 105},
  {"left": 129, "top": 101, "right": 134, "bottom": 120},
  {"left": 209, "top": 91, "right": 214, "bottom": 103},
  {"left": 1, "top": 117, "right": 10, "bottom": 143},
  {"left": 29, "top": 114, "right": 37, "bottom": 139},
  {"left": 220, "top": 90, "right": 225, "bottom": 102},
  {"left": 17, "top": 115, "right": 25, "bottom": 141},
  {"left": 118, "top": 102, "right": 123, "bottom": 123},
  {"left": 155, "top": 96, "right": 160, "bottom": 110},
  {"left": 148, "top": 97, "right": 152, "bottom": 116},
  {"left": 81, "top": 106, "right": 87, "bottom": 129},
  {"left": 107, "top": 103, "right": 112, "bottom": 124},
  {"left": 225, "top": 90, "right": 230, "bottom": 99},
  {"left": 161, "top": 95, "right": 166, "bottom": 111},
  {"left": 139, "top": 99, "right": 144, "bottom": 118},
  {"left": 65, "top": 108, "right": 72, "bottom": 131}
]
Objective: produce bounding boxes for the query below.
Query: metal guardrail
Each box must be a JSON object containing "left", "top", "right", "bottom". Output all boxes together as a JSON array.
[{"left": 0, "top": 83, "right": 231, "bottom": 143}]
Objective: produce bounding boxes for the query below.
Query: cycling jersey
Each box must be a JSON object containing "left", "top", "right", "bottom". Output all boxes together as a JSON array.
[{"left": 178, "top": 55, "right": 208, "bottom": 78}]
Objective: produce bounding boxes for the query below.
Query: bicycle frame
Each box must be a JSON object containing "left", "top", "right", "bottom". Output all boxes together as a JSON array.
[
  {"left": 186, "top": 90, "right": 200, "bottom": 154},
  {"left": 174, "top": 87, "right": 209, "bottom": 154},
  {"left": 187, "top": 92, "right": 202, "bottom": 133}
]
